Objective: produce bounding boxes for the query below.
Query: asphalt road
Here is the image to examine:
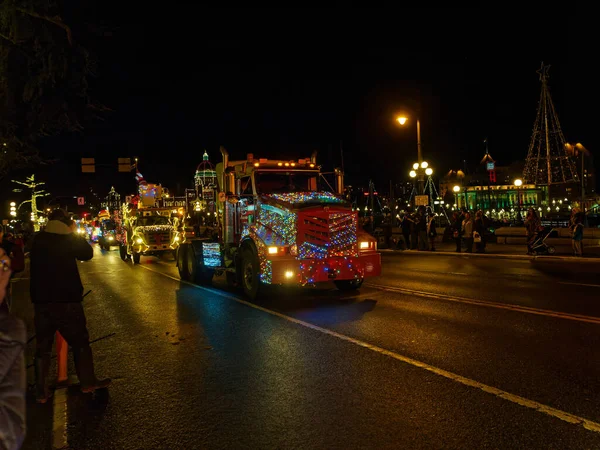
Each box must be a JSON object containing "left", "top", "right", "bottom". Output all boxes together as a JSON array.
[{"left": 15, "top": 247, "right": 600, "bottom": 449}]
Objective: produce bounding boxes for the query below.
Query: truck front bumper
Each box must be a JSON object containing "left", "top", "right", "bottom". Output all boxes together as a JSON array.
[{"left": 268, "top": 253, "right": 381, "bottom": 285}]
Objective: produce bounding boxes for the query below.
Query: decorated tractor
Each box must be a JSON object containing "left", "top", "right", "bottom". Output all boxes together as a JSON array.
[
  {"left": 117, "top": 182, "right": 182, "bottom": 264},
  {"left": 176, "top": 147, "right": 381, "bottom": 300},
  {"left": 97, "top": 209, "right": 119, "bottom": 251}
]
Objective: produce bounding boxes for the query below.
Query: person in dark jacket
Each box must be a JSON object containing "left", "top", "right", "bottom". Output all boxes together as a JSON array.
[
  {"left": 0, "top": 250, "right": 26, "bottom": 450},
  {"left": 30, "top": 209, "right": 110, "bottom": 403}
]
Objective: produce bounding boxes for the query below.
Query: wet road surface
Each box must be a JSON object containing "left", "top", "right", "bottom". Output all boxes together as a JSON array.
[{"left": 16, "top": 247, "right": 600, "bottom": 449}]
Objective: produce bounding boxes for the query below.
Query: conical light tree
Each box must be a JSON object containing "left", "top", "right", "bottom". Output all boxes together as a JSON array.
[
  {"left": 523, "top": 63, "right": 579, "bottom": 185},
  {"left": 12, "top": 174, "right": 50, "bottom": 231}
]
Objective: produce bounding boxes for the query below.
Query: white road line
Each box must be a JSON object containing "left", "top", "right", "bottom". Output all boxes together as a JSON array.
[
  {"left": 52, "top": 388, "right": 68, "bottom": 449},
  {"left": 366, "top": 283, "right": 600, "bottom": 325},
  {"left": 140, "top": 264, "right": 600, "bottom": 434},
  {"left": 559, "top": 281, "right": 600, "bottom": 288}
]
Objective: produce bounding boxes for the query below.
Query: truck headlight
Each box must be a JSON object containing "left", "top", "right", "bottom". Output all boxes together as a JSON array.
[
  {"left": 359, "top": 241, "right": 376, "bottom": 250},
  {"left": 174, "top": 235, "right": 180, "bottom": 241},
  {"left": 108, "top": 236, "right": 114, "bottom": 241},
  {"left": 267, "top": 246, "right": 279, "bottom": 255},
  {"left": 136, "top": 238, "right": 143, "bottom": 244}
]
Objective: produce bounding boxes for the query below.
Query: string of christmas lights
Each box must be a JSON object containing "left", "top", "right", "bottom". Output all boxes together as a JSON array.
[
  {"left": 202, "top": 242, "right": 221, "bottom": 267},
  {"left": 266, "top": 192, "right": 347, "bottom": 206},
  {"left": 258, "top": 204, "right": 297, "bottom": 244}
]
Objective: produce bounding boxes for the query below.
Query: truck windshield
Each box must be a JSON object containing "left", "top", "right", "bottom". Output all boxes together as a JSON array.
[
  {"left": 138, "top": 216, "right": 170, "bottom": 226},
  {"left": 255, "top": 171, "right": 322, "bottom": 194},
  {"left": 102, "top": 220, "right": 116, "bottom": 230}
]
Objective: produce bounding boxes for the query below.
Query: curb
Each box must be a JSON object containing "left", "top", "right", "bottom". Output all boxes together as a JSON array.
[{"left": 380, "top": 249, "right": 600, "bottom": 263}]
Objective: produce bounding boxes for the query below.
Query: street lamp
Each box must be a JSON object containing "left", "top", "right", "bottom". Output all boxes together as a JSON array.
[
  {"left": 514, "top": 179, "right": 523, "bottom": 215},
  {"left": 397, "top": 115, "right": 424, "bottom": 193},
  {"left": 453, "top": 185, "right": 461, "bottom": 209}
]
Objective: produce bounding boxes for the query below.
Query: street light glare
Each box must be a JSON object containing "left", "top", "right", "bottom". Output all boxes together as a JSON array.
[
  {"left": 514, "top": 179, "right": 523, "bottom": 187},
  {"left": 409, "top": 170, "right": 417, "bottom": 178},
  {"left": 412, "top": 163, "right": 419, "bottom": 170},
  {"left": 453, "top": 185, "right": 460, "bottom": 192},
  {"left": 397, "top": 117, "right": 407, "bottom": 125},
  {"left": 425, "top": 168, "right": 433, "bottom": 176},
  {"left": 421, "top": 161, "right": 428, "bottom": 169}
]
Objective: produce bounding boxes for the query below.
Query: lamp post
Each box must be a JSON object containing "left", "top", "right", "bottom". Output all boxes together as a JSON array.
[
  {"left": 453, "top": 185, "right": 461, "bottom": 209},
  {"left": 514, "top": 179, "right": 523, "bottom": 219},
  {"left": 397, "top": 116, "right": 424, "bottom": 193}
]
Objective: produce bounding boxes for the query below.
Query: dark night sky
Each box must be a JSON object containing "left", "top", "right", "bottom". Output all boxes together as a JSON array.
[{"left": 11, "top": 6, "right": 596, "bottom": 202}]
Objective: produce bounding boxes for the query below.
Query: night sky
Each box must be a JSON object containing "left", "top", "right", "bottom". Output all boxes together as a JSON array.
[{"left": 8, "top": 7, "right": 595, "bottom": 202}]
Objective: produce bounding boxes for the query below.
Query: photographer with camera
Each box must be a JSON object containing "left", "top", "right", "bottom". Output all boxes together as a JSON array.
[{"left": 30, "top": 209, "right": 110, "bottom": 404}]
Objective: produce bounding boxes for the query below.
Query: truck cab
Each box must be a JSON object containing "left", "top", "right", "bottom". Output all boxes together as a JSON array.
[{"left": 177, "top": 147, "right": 381, "bottom": 299}]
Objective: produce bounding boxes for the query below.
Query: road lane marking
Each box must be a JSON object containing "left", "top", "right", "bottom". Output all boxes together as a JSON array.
[
  {"left": 52, "top": 388, "right": 68, "bottom": 449},
  {"left": 366, "top": 283, "right": 600, "bottom": 325},
  {"left": 140, "top": 264, "right": 600, "bottom": 433},
  {"left": 559, "top": 281, "right": 600, "bottom": 288}
]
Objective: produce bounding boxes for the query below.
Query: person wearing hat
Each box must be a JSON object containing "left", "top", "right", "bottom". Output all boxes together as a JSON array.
[{"left": 30, "top": 209, "right": 110, "bottom": 403}]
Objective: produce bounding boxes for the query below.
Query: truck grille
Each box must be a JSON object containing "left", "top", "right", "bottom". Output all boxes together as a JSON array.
[
  {"left": 145, "top": 232, "right": 171, "bottom": 246},
  {"left": 297, "top": 210, "right": 357, "bottom": 259}
]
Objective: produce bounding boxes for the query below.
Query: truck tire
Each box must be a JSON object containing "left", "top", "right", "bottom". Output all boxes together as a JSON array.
[
  {"left": 334, "top": 278, "right": 364, "bottom": 291},
  {"left": 241, "top": 247, "right": 261, "bottom": 300},
  {"left": 177, "top": 246, "right": 191, "bottom": 281},
  {"left": 133, "top": 252, "right": 141, "bottom": 264},
  {"left": 188, "top": 246, "right": 213, "bottom": 285}
]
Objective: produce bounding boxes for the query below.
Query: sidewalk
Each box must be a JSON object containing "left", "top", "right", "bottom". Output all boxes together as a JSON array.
[{"left": 381, "top": 242, "right": 600, "bottom": 262}]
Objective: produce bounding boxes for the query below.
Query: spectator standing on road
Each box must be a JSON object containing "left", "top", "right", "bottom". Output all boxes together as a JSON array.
[
  {"left": 0, "top": 250, "right": 26, "bottom": 450},
  {"left": 571, "top": 212, "right": 584, "bottom": 257},
  {"left": 474, "top": 210, "right": 487, "bottom": 253},
  {"left": 524, "top": 208, "right": 541, "bottom": 255},
  {"left": 426, "top": 207, "right": 437, "bottom": 251},
  {"left": 451, "top": 212, "right": 462, "bottom": 252},
  {"left": 462, "top": 212, "right": 474, "bottom": 253},
  {"left": 30, "top": 209, "right": 110, "bottom": 404}
]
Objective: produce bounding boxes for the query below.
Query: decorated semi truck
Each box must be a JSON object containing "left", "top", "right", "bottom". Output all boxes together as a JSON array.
[
  {"left": 176, "top": 147, "right": 381, "bottom": 299},
  {"left": 117, "top": 181, "right": 182, "bottom": 264}
]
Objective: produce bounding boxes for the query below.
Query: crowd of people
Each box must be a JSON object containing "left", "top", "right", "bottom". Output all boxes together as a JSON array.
[{"left": 387, "top": 206, "right": 490, "bottom": 253}]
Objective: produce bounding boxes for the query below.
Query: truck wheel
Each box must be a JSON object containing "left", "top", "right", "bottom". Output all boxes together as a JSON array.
[
  {"left": 119, "top": 245, "right": 128, "bottom": 261},
  {"left": 241, "top": 248, "right": 261, "bottom": 300},
  {"left": 177, "top": 246, "right": 191, "bottom": 281},
  {"left": 334, "top": 278, "right": 364, "bottom": 291},
  {"left": 188, "top": 247, "right": 213, "bottom": 285},
  {"left": 133, "top": 253, "right": 141, "bottom": 264}
]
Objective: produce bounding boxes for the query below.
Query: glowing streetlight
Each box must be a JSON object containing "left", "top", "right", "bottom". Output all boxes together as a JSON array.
[
  {"left": 412, "top": 162, "right": 419, "bottom": 170},
  {"left": 9, "top": 202, "right": 15, "bottom": 207},
  {"left": 453, "top": 185, "right": 460, "bottom": 193},
  {"left": 421, "top": 161, "right": 428, "bottom": 169},
  {"left": 409, "top": 170, "right": 417, "bottom": 178},
  {"left": 397, "top": 114, "right": 424, "bottom": 193},
  {"left": 514, "top": 179, "right": 523, "bottom": 211},
  {"left": 425, "top": 167, "right": 433, "bottom": 176}
]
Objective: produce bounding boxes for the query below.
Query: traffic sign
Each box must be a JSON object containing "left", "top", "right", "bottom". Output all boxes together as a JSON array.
[
  {"left": 77, "top": 197, "right": 85, "bottom": 205},
  {"left": 81, "top": 157, "right": 95, "bottom": 173}
]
